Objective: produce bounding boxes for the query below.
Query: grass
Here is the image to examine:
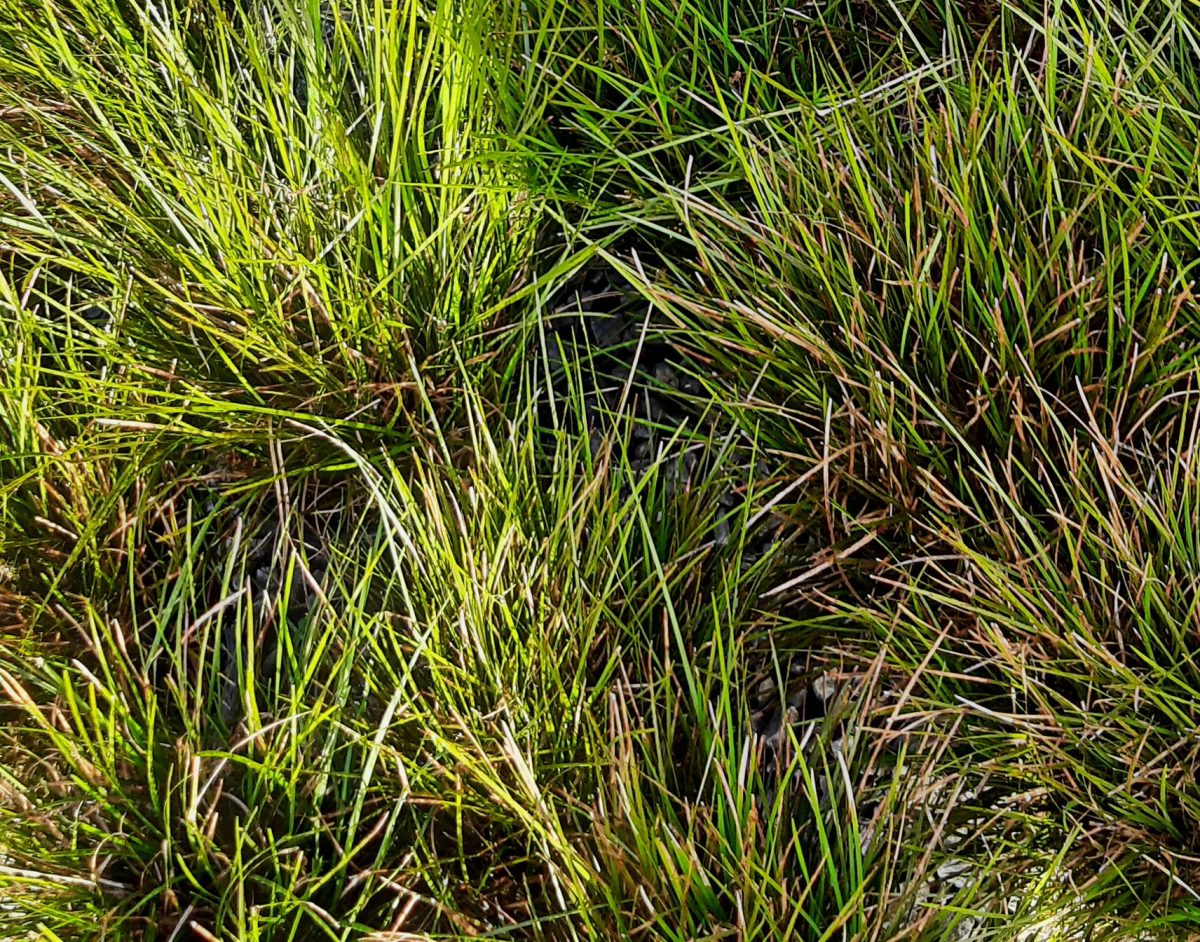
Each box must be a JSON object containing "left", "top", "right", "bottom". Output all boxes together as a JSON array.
[{"left": 1, "top": 0, "right": 1199, "bottom": 937}]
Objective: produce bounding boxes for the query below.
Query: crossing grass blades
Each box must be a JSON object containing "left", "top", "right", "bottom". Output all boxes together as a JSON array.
[{"left": 1, "top": 0, "right": 1200, "bottom": 938}]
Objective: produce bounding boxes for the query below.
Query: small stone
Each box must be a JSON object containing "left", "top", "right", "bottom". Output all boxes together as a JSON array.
[
  {"left": 78, "top": 305, "right": 109, "bottom": 326},
  {"left": 653, "top": 361, "right": 678, "bottom": 386},
  {"left": 936, "top": 859, "right": 973, "bottom": 881},
  {"left": 714, "top": 517, "right": 730, "bottom": 545},
  {"left": 589, "top": 312, "right": 626, "bottom": 348},
  {"left": 811, "top": 672, "right": 837, "bottom": 702}
]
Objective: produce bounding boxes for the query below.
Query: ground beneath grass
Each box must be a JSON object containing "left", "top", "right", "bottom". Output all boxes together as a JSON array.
[{"left": 2, "top": 0, "right": 1200, "bottom": 939}]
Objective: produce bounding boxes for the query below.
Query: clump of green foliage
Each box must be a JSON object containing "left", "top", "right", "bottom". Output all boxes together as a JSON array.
[{"left": 1, "top": 0, "right": 1199, "bottom": 938}]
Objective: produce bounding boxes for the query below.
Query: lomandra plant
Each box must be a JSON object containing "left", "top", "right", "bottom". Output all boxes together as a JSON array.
[{"left": 2, "top": 0, "right": 1200, "bottom": 939}]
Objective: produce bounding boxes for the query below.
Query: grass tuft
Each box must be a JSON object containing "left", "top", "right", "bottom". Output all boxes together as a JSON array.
[{"left": 2, "top": 0, "right": 1200, "bottom": 938}]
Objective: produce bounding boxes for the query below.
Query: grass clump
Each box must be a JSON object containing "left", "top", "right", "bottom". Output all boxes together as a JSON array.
[{"left": 1, "top": 0, "right": 1200, "bottom": 938}]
